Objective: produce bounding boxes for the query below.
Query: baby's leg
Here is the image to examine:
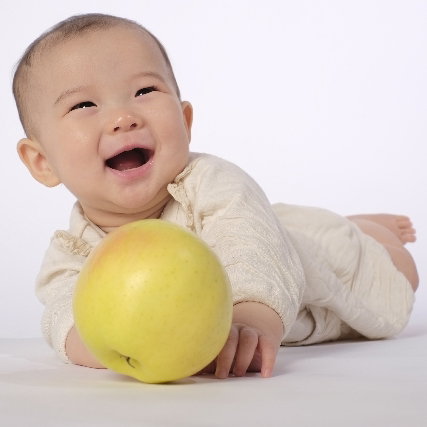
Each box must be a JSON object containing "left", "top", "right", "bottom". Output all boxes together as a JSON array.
[
  {"left": 347, "top": 214, "right": 416, "bottom": 244},
  {"left": 347, "top": 214, "right": 419, "bottom": 291}
]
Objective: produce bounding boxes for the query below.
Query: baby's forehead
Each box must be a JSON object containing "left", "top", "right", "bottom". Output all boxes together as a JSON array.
[
  {"left": 39, "top": 24, "right": 158, "bottom": 65},
  {"left": 25, "top": 25, "right": 165, "bottom": 101}
]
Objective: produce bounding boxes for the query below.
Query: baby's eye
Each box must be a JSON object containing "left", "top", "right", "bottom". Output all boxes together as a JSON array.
[
  {"left": 70, "top": 101, "right": 96, "bottom": 111},
  {"left": 135, "top": 86, "right": 157, "bottom": 97}
]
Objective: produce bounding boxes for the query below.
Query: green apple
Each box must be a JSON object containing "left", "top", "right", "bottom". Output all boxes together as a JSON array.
[{"left": 73, "top": 219, "right": 232, "bottom": 383}]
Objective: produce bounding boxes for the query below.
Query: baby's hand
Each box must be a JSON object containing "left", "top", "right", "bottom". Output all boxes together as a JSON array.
[
  {"left": 197, "top": 302, "right": 283, "bottom": 379},
  {"left": 216, "top": 323, "right": 277, "bottom": 378}
]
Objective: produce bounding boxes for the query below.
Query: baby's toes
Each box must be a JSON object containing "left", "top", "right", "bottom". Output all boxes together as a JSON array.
[
  {"left": 402, "top": 231, "right": 417, "bottom": 243},
  {"left": 397, "top": 216, "right": 413, "bottom": 229}
]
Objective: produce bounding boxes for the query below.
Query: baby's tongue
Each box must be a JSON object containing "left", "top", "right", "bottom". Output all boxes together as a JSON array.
[{"left": 107, "top": 150, "right": 145, "bottom": 171}]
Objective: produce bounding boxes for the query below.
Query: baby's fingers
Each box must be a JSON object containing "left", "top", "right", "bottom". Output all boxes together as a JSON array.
[
  {"left": 215, "top": 325, "right": 239, "bottom": 379},
  {"left": 232, "top": 327, "right": 258, "bottom": 377},
  {"left": 258, "top": 334, "right": 277, "bottom": 378}
]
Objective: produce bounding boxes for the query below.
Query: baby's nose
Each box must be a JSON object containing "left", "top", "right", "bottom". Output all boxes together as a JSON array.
[
  {"left": 109, "top": 111, "right": 142, "bottom": 133},
  {"left": 113, "top": 121, "right": 138, "bottom": 132}
]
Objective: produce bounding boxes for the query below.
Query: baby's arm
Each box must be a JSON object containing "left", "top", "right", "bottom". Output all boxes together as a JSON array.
[
  {"left": 217, "top": 302, "right": 284, "bottom": 378},
  {"left": 65, "top": 326, "right": 104, "bottom": 368},
  {"left": 182, "top": 156, "right": 306, "bottom": 376},
  {"left": 35, "top": 221, "right": 107, "bottom": 366}
]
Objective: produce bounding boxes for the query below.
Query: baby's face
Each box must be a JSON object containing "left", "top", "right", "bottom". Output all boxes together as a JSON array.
[{"left": 27, "top": 26, "right": 192, "bottom": 228}]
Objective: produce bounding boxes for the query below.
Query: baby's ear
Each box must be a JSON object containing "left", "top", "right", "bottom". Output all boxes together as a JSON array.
[
  {"left": 181, "top": 101, "right": 193, "bottom": 141},
  {"left": 17, "top": 138, "right": 61, "bottom": 188}
]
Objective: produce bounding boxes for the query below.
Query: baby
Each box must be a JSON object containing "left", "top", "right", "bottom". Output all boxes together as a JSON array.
[{"left": 13, "top": 13, "right": 419, "bottom": 379}]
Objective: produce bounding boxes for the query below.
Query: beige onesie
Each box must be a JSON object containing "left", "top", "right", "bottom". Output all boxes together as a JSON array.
[{"left": 35, "top": 153, "right": 414, "bottom": 363}]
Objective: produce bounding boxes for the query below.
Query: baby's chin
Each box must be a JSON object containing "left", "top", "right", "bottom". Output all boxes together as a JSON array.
[{"left": 80, "top": 193, "right": 172, "bottom": 231}]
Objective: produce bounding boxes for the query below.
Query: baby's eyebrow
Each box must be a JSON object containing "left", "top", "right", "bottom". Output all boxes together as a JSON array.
[
  {"left": 133, "top": 71, "right": 167, "bottom": 83},
  {"left": 54, "top": 86, "right": 89, "bottom": 106}
]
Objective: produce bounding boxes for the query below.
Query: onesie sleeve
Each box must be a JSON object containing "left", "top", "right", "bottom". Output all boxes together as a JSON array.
[
  {"left": 35, "top": 231, "right": 93, "bottom": 363},
  {"left": 168, "top": 154, "right": 306, "bottom": 338}
]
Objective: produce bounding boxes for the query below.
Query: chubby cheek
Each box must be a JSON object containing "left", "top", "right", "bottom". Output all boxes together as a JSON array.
[
  {"left": 161, "top": 114, "right": 190, "bottom": 160},
  {"left": 155, "top": 100, "right": 191, "bottom": 143},
  {"left": 47, "top": 140, "right": 96, "bottom": 194}
]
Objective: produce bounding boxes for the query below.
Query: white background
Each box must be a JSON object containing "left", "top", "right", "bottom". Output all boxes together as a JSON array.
[{"left": 1, "top": 0, "right": 426, "bottom": 338}]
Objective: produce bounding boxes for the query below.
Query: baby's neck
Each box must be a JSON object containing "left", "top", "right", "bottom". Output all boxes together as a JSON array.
[{"left": 82, "top": 199, "right": 170, "bottom": 234}]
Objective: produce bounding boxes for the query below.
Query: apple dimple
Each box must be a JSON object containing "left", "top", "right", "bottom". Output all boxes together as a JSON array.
[{"left": 121, "top": 354, "right": 136, "bottom": 369}]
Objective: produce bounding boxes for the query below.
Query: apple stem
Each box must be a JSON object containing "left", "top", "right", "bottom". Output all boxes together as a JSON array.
[{"left": 121, "top": 355, "right": 135, "bottom": 369}]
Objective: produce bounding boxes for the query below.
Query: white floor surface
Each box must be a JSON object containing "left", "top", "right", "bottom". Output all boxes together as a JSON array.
[{"left": 1, "top": 320, "right": 426, "bottom": 427}]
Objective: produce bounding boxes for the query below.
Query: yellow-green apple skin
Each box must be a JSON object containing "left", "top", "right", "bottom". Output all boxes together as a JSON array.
[{"left": 73, "top": 219, "right": 232, "bottom": 383}]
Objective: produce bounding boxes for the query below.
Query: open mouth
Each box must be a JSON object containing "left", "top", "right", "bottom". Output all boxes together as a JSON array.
[{"left": 106, "top": 148, "right": 152, "bottom": 171}]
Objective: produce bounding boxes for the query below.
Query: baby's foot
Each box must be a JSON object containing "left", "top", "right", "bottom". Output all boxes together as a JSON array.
[{"left": 347, "top": 214, "right": 416, "bottom": 245}]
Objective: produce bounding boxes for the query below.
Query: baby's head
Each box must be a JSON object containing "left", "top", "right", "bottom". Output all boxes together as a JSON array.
[
  {"left": 13, "top": 14, "right": 182, "bottom": 139},
  {"left": 14, "top": 14, "right": 193, "bottom": 229}
]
